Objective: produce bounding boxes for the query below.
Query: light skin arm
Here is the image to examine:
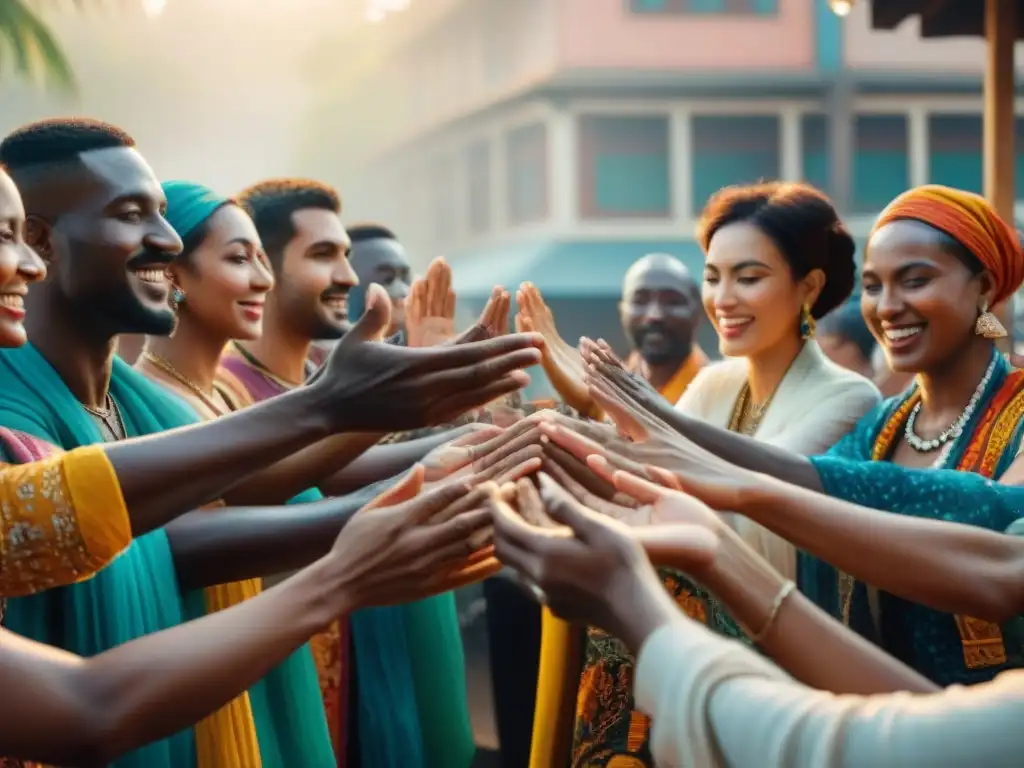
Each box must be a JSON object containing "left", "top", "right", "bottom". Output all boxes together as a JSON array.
[
  {"left": 0, "top": 558, "right": 346, "bottom": 767},
  {"left": 611, "top": 474, "right": 938, "bottom": 695},
  {"left": 734, "top": 473, "right": 1024, "bottom": 623}
]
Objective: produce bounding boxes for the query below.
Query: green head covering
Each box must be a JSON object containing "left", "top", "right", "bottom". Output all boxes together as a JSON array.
[{"left": 161, "top": 180, "right": 229, "bottom": 241}]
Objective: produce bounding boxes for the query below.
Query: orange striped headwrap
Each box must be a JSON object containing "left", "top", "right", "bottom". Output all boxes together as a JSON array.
[{"left": 871, "top": 184, "right": 1024, "bottom": 305}]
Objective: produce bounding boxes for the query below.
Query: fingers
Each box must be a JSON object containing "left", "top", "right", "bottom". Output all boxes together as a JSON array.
[
  {"left": 430, "top": 373, "right": 532, "bottom": 424},
  {"left": 404, "top": 476, "right": 473, "bottom": 524},
  {"left": 516, "top": 477, "right": 557, "bottom": 528},
  {"left": 541, "top": 440, "right": 619, "bottom": 501},
  {"left": 414, "top": 332, "right": 544, "bottom": 372},
  {"left": 646, "top": 464, "right": 684, "bottom": 491},
  {"left": 490, "top": 490, "right": 552, "bottom": 556},
  {"left": 427, "top": 507, "right": 492, "bottom": 552},
  {"left": 479, "top": 286, "right": 502, "bottom": 332},
  {"left": 444, "top": 289, "right": 456, "bottom": 320},
  {"left": 450, "top": 424, "right": 504, "bottom": 447},
  {"left": 473, "top": 424, "right": 544, "bottom": 472},
  {"left": 611, "top": 469, "right": 667, "bottom": 505},
  {"left": 537, "top": 473, "right": 614, "bottom": 544},
  {"left": 490, "top": 454, "right": 543, "bottom": 486},
  {"left": 538, "top": 421, "right": 629, "bottom": 469},
  {"left": 365, "top": 464, "right": 425, "bottom": 510}
]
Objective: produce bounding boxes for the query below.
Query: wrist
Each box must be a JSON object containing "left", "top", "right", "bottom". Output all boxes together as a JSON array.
[
  {"left": 609, "top": 571, "right": 680, "bottom": 654},
  {"left": 297, "top": 556, "right": 356, "bottom": 631},
  {"left": 702, "top": 528, "right": 787, "bottom": 634},
  {"left": 299, "top": 381, "right": 351, "bottom": 435}
]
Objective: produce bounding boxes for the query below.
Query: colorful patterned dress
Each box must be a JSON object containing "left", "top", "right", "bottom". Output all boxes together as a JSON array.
[{"left": 803, "top": 348, "right": 1024, "bottom": 686}]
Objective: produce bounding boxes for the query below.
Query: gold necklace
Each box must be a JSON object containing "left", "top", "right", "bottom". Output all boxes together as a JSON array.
[
  {"left": 82, "top": 393, "right": 127, "bottom": 440},
  {"left": 143, "top": 352, "right": 227, "bottom": 416}
]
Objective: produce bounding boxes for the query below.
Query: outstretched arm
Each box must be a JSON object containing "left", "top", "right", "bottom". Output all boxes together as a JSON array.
[
  {"left": 166, "top": 478, "right": 391, "bottom": 590},
  {"left": 735, "top": 467, "right": 1024, "bottom": 623},
  {"left": 0, "top": 556, "right": 348, "bottom": 767}
]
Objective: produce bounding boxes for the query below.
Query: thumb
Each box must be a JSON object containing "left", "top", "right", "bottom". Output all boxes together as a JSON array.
[
  {"left": 537, "top": 472, "right": 607, "bottom": 543},
  {"left": 366, "top": 463, "right": 425, "bottom": 509},
  {"left": 349, "top": 283, "right": 392, "bottom": 343},
  {"left": 611, "top": 470, "right": 667, "bottom": 505}
]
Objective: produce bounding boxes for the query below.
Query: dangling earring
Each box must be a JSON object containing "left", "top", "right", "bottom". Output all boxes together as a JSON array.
[
  {"left": 171, "top": 287, "right": 186, "bottom": 308},
  {"left": 975, "top": 300, "right": 1007, "bottom": 339},
  {"left": 799, "top": 303, "right": 816, "bottom": 340}
]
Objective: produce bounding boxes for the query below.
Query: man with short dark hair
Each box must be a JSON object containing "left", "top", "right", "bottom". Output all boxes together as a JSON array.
[
  {"left": 818, "top": 301, "right": 876, "bottom": 379},
  {"left": 223, "top": 179, "right": 478, "bottom": 768},
  {"left": 0, "top": 119, "right": 539, "bottom": 768},
  {"left": 347, "top": 222, "right": 412, "bottom": 339}
]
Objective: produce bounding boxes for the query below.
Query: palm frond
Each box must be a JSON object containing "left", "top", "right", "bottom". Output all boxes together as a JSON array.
[{"left": 0, "top": 0, "right": 77, "bottom": 91}]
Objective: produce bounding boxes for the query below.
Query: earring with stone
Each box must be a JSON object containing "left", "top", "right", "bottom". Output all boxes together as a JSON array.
[
  {"left": 975, "top": 300, "right": 1007, "bottom": 339},
  {"left": 799, "top": 303, "right": 816, "bottom": 340}
]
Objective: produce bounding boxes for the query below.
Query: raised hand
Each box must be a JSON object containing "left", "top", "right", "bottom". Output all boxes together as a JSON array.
[
  {"left": 406, "top": 257, "right": 457, "bottom": 347},
  {"left": 580, "top": 336, "right": 673, "bottom": 422},
  {"left": 515, "top": 282, "right": 600, "bottom": 418},
  {"left": 454, "top": 285, "right": 511, "bottom": 345},
  {"left": 312, "top": 284, "right": 543, "bottom": 432},
  {"left": 489, "top": 475, "right": 698, "bottom": 650},
  {"left": 421, "top": 419, "right": 545, "bottom": 483},
  {"left": 331, "top": 464, "right": 500, "bottom": 606}
]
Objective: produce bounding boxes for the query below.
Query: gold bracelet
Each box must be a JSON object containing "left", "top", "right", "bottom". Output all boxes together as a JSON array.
[{"left": 750, "top": 580, "right": 796, "bottom": 645}]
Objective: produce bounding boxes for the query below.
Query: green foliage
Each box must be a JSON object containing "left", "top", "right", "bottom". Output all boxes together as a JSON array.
[{"left": 0, "top": 0, "right": 77, "bottom": 91}]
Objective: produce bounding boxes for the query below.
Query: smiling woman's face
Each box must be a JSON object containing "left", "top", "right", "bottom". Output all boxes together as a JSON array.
[
  {"left": 169, "top": 205, "right": 274, "bottom": 342},
  {"left": 0, "top": 170, "right": 45, "bottom": 347},
  {"left": 860, "top": 220, "right": 990, "bottom": 374},
  {"left": 702, "top": 221, "right": 816, "bottom": 359}
]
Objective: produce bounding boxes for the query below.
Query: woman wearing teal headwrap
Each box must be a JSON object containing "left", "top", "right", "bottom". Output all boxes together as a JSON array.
[
  {"left": 136, "top": 181, "right": 337, "bottom": 768},
  {"left": 137, "top": 182, "right": 431, "bottom": 768}
]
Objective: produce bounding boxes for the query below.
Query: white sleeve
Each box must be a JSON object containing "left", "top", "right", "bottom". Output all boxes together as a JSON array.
[{"left": 634, "top": 621, "right": 1024, "bottom": 768}]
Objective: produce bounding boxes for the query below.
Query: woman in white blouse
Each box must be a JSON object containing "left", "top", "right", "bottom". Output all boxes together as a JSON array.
[{"left": 490, "top": 474, "right": 1024, "bottom": 768}]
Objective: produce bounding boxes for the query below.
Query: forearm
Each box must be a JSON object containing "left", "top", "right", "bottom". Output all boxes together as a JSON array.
[
  {"left": 655, "top": 532, "right": 937, "bottom": 694},
  {"left": 0, "top": 560, "right": 344, "bottom": 767},
  {"left": 740, "top": 475, "right": 1024, "bottom": 622},
  {"left": 660, "top": 408, "right": 821, "bottom": 491},
  {"left": 221, "top": 432, "right": 382, "bottom": 506},
  {"left": 166, "top": 479, "right": 392, "bottom": 590},
  {"left": 104, "top": 387, "right": 333, "bottom": 535},
  {"left": 322, "top": 429, "right": 460, "bottom": 494}
]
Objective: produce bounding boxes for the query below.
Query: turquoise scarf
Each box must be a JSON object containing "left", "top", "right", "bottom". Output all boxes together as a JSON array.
[
  {"left": 799, "top": 355, "right": 1024, "bottom": 685},
  {"left": 0, "top": 344, "right": 332, "bottom": 768}
]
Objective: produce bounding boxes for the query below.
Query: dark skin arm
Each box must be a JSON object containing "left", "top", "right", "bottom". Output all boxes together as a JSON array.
[
  {"left": 737, "top": 473, "right": 1024, "bottom": 623},
  {"left": 166, "top": 477, "right": 393, "bottom": 590},
  {"left": 103, "top": 386, "right": 334, "bottom": 536},
  {"left": 0, "top": 557, "right": 347, "bottom": 767},
  {"left": 218, "top": 431, "right": 383, "bottom": 506},
  {"left": 320, "top": 429, "right": 466, "bottom": 496}
]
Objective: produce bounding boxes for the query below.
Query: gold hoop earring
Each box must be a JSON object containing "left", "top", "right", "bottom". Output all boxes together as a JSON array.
[
  {"left": 799, "top": 304, "right": 816, "bottom": 340},
  {"left": 975, "top": 300, "right": 1007, "bottom": 339}
]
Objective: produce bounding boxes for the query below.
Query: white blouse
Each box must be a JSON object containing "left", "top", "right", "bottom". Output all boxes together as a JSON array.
[
  {"left": 635, "top": 620, "right": 1024, "bottom": 767},
  {"left": 674, "top": 342, "right": 880, "bottom": 579}
]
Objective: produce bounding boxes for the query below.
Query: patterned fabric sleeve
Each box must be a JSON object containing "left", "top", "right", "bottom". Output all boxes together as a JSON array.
[{"left": 0, "top": 446, "right": 132, "bottom": 598}]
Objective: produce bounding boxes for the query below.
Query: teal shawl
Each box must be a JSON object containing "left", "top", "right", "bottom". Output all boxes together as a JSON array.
[
  {"left": 801, "top": 352, "right": 1024, "bottom": 685},
  {"left": 0, "top": 344, "right": 332, "bottom": 768}
]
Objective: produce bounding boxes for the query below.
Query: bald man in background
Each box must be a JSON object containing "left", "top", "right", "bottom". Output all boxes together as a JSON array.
[{"left": 621, "top": 253, "right": 707, "bottom": 404}]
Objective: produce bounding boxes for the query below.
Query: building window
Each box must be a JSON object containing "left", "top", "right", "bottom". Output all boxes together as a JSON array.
[
  {"left": 430, "top": 155, "right": 457, "bottom": 242},
  {"left": 578, "top": 114, "right": 671, "bottom": 219},
  {"left": 800, "top": 114, "right": 831, "bottom": 196},
  {"left": 630, "top": 0, "right": 777, "bottom": 14},
  {"left": 928, "top": 114, "right": 982, "bottom": 194},
  {"left": 1013, "top": 118, "right": 1024, "bottom": 202},
  {"left": 691, "top": 114, "right": 780, "bottom": 216},
  {"left": 853, "top": 115, "right": 908, "bottom": 214},
  {"left": 505, "top": 122, "right": 549, "bottom": 225},
  {"left": 465, "top": 140, "right": 491, "bottom": 234}
]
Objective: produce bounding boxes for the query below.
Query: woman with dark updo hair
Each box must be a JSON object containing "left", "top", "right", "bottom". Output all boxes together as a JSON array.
[{"left": 524, "top": 182, "right": 881, "bottom": 768}]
